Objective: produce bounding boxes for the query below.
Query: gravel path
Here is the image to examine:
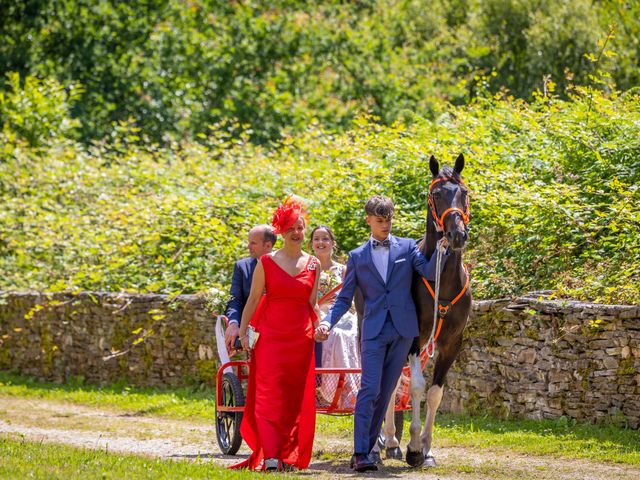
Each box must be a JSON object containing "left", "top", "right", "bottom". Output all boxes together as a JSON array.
[{"left": 2, "top": 396, "right": 638, "bottom": 480}]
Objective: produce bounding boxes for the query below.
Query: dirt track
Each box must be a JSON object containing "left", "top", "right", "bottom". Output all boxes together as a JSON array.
[{"left": 2, "top": 396, "right": 638, "bottom": 480}]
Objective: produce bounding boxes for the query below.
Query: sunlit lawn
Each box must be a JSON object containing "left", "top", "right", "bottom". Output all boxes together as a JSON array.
[
  {"left": 1, "top": 371, "right": 639, "bottom": 466},
  {"left": 0, "top": 437, "right": 278, "bottom": 480},
  {"left": 0, "top": 371, "right": 215, "bottom": 422}
]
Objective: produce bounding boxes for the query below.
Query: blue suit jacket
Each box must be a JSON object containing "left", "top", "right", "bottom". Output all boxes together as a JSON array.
[
  {"left": 323, "top": 236, "right": 447, "bottom": 341},
  {"left": 225, "top": 257, "right": 257, "bottom": 324}
]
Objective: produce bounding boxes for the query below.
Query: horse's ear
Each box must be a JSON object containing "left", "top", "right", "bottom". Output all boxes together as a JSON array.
[
  {"left": 429, "top": 155, "right": 439, "bottom": 177},
  {"left": 454, "top": 153, "right": 465, "bottom": 174}
]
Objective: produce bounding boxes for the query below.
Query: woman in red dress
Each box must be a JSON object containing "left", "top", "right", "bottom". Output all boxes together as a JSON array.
[{"left": 232, "top": 196, "right": 322, "bottom": 472}]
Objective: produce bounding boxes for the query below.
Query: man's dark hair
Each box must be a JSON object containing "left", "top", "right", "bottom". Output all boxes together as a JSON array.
[
  {"left": 259, "top": 225, "right": 277, "bottom": 245},
  {"left": 365, "top": 196, "right": 394, "bottom": 219}
]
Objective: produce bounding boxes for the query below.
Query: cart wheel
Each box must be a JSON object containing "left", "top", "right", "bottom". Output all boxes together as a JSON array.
[{"left": 215, "top": 372, "right": 245, "bottom": 455}]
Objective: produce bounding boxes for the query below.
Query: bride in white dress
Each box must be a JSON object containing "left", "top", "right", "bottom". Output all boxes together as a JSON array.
[{"left": 310, "top": 226, "right": 360, "bottom": 409}]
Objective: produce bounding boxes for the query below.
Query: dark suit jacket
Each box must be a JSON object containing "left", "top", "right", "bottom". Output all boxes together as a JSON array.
[
  {"left": 322, "top": 236, "right": 447, "bottom": 340},
  {"left": 225, "top": 257, "right": 257, "bottom": 324}
]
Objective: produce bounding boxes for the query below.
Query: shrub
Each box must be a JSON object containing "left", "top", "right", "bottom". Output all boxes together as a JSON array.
[
  {"left": 0, "top": 73, "right": 81, "bottom": 148},
  {"left": 1, "top": 89, "right": 638, "bottom": 304}
]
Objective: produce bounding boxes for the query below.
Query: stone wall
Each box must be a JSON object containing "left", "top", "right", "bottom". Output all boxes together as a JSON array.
[
  {"left": 438, "top": 293, "right": 640, "bottom": 428},
  {"left": 0, "top": 291, "right": 216, "bottom": 387},
  {"left": 0, "top": 290, "right": 639, "bottom": 427}
]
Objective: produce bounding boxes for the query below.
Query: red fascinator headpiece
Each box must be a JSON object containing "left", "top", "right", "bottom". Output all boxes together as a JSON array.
[{"left": 271, "top": 195, "right": 307, "bottom": 234}]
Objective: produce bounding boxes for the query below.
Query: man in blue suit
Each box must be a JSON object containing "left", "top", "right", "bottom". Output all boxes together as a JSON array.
[
  {"left": 224, "top": 225, "right": 276, "bottom": 351},
  {"left": 316, "top": 196, "right": 448, "bottom": 472}
]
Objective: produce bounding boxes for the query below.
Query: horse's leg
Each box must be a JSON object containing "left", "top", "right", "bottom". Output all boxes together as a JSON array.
[
  {"left": 370, "top": 383, "right": 400, "bottom": 462},
  {"left": 421, "top": 383, "right": 443, "bottom": 467},
  {"left": 383, "top": 376, "right": 402, "bottom": 459},
  {"left": 420, "top": 340, "right": 461, "bottom": 467},
  {"left": 405, "top": 352, "right": 425, "bottom": 467},
  {"left": 370, "top": 438, "right": 381, "bottom": 455}
]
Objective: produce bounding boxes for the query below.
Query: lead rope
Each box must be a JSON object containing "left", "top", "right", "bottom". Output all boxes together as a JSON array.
[{"left": 427, "top": 237, "right": 447, "bottom": 358}]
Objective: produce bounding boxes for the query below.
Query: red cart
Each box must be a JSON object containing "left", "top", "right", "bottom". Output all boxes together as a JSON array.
[{"left": 215, "top": 348, "right": 428, "bottom": 455}]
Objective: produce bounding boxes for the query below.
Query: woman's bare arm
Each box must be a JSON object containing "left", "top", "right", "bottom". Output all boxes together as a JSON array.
[
  {"left": 239, "top": 259, "right": 266, "bottom": 350},
  {"left": 308, "top": 257, "right": 322, "bottom": 327}
]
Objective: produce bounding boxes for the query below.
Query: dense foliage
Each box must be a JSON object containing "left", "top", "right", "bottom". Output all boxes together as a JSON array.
[
  {"left": 1, "top": 0, "right": 639, "bottom": 144},
  {"left": 1, "top": 1, "right": 638, "bottom": 304},
  {"left": 1, "top": 86, "right": 638, "bottom": 303}
]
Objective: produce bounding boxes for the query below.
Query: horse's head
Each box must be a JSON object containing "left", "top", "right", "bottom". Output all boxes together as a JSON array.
[{"left": 428, "top": 154, "right": 470, "bottom": 251}]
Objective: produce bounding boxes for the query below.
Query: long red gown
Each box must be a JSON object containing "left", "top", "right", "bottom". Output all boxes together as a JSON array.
[{"left": 230, "top": 254, "right": 317, "bottom": 470}]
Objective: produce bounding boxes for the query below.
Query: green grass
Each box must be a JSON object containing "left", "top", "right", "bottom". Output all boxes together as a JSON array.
[
  {"left": 0, "top": 437, "right": 280, "bottom": 479},
  {"left": 315, "top": 414, "right": 353, "bottom": 437},
  {"left": 0, "top": 371, "right": 214, "bottom": 422},
  {"left": 433, "top": 412, "right": 640, "bottom": 466},
  {"left": 1, "top": 371, "right": 639, "bottom": 466},
  {"left": 0, "top": 371, "right": 356, "bottom": 431},
  {"left": 314, "top": 410, "right": 640, "bottom": 466}
]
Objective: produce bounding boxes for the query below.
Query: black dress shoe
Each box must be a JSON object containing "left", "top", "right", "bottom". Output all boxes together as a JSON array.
[
  {"left": 350, "top": 453, "right": 378, "bottom": 472},
  {"left": 369, "top": 450, "right": 383, "bottom": 466}
]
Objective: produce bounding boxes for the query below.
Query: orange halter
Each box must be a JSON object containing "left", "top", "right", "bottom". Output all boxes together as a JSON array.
[
  {"left": 421, "top": 175, "right": 471, "bottom": 351},
  {"left": 427, "top": 177, "right": 470, "bottom": 232}
]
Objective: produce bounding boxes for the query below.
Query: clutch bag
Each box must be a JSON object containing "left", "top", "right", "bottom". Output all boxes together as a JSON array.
[{"left": 247, "top": 325, "right": 260, "bottom": 349}]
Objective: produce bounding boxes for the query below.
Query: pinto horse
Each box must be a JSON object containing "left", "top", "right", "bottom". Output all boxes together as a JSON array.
[
  {"left": 378, "top": 154, "right": 472, "bottom": 467},
  {"left": 408, "top": 153, "right": 472, "bottom": 466}
]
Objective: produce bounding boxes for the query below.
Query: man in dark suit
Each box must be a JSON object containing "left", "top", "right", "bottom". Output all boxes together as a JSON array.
[
  {"left": 224, "top": 225, "right": 276, "bottom": 351},
  {"left": 316, "top": 196, "right": 448, "bottom": 472}
]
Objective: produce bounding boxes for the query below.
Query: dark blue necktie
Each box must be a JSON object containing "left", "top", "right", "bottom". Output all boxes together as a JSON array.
[{"left": 372, "top": 238, "right": 390, "bottom": 249}]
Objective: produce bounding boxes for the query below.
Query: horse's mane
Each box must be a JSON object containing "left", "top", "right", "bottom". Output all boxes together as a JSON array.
[{"left": 436, "top": 166, "right": 462, "bottom": 183}]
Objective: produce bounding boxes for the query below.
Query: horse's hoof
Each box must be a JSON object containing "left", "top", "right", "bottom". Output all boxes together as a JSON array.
[
  {"left": 423, "top": 455, "right": 437, "bottom": 468},
  {"left": 405, "top": 447, "right": 424, "bottom": 468},
  {"left": 385, "top": 446, "right": 403, "bottom": 460}
]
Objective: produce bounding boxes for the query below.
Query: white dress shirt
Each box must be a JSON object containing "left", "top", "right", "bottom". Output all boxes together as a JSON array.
[{"left": 370, "top": 235, "right": 391, "bottom": 282}]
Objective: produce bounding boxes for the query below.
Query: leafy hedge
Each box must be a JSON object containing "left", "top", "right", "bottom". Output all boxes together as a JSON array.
[
  {"left": 1, "top": 0, "right": 639, "bottom": 144},
  {"left": 1, "top": 88, "right": 638, "bottom": 304}
]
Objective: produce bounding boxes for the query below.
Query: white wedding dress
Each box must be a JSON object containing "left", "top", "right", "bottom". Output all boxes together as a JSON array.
[{"left": 317, "top": 264, "right": 360, "bottom": 409}]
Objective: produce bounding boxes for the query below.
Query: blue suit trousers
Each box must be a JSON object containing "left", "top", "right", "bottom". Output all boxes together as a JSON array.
[{"left": 354, "top": 314, "right": 413, "bottom": 454}]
